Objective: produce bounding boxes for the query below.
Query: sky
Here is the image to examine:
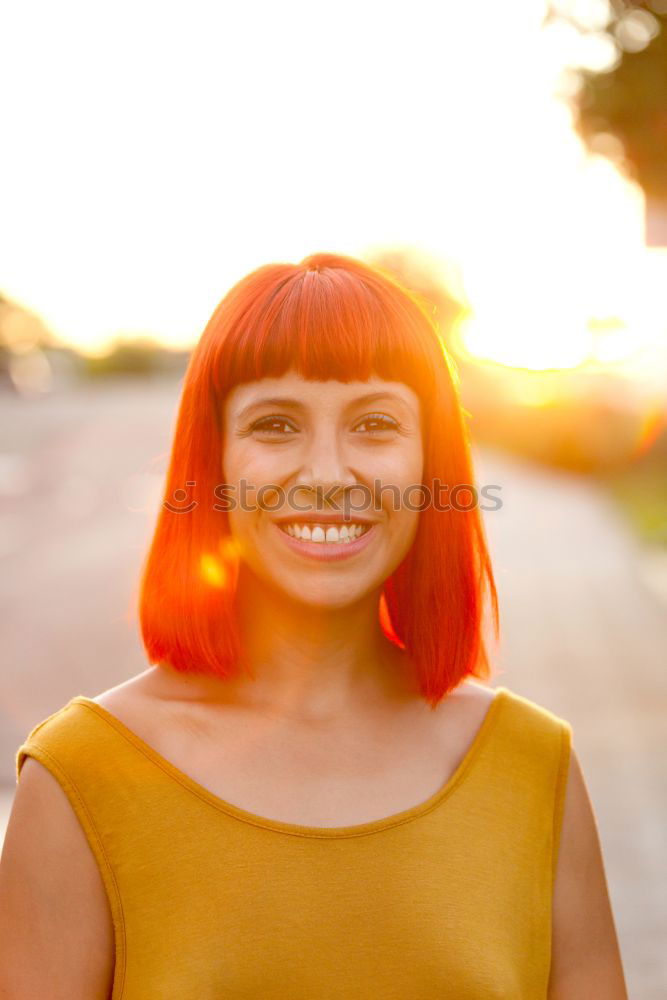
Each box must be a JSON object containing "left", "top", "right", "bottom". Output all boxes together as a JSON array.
[{"left": 1, "top": 0, "right": 666, "bottom": 376}]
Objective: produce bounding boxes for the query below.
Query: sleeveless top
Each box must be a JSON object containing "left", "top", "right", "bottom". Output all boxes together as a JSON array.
[{"left": 14, "top": 685, "right": 572, "bottom": 1000}]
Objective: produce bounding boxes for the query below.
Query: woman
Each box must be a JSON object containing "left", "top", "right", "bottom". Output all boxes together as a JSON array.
[{"left": 1, "top": 253, "right": 626, "bottom": 998}]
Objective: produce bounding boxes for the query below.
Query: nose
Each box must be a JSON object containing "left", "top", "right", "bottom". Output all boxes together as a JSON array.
[{"left": 293, "top": 426, "right": 359, "bottom": 503}]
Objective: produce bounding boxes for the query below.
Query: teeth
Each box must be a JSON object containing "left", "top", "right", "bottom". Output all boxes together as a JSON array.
[{"left": 281, "top": 523, "right": 370, "bottom": 544}]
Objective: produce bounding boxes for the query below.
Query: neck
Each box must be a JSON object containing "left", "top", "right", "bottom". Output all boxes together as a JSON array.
[
  {"left": 159, "top": 566, "right": 418, "bottom": 723},
  {"left": 158, "top": 573, "right": 422, "bottom": 725},
  {"left": 237, "top": 575, "right": 415, "bottom": 720}
]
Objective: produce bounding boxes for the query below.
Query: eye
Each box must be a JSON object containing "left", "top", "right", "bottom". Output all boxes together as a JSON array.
[
  {"left": 354, "top": 413, "right": 401, "bottom": 434},
  {"left": 250, "top": 415, "right": 299, "bottom": 436}
]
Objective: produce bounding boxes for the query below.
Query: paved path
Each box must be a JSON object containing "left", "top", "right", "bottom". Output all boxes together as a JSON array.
[
  {"left": 476, "top": 449, "right": 667, "bottom": 998},
  {"left": 1, "top": 381, "right": 665, "bottom": 996}
]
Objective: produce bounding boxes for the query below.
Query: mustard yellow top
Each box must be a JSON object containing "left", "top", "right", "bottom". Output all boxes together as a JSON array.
[{"left": 15, "top": 685, "right": 572, "bottom": 999}]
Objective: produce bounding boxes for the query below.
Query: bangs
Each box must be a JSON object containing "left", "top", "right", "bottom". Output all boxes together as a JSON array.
[{"left": 209, "top": 259, "right": 444, "bottom": 403}]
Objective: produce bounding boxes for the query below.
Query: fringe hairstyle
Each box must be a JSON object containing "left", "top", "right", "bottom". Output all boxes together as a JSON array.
[{"left": 138, "top": 252, "right": 499, "bottom": 707}]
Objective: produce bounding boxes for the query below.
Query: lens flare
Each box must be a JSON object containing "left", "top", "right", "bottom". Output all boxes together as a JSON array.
[
  {"left": 633, "top": 404, "right": 666, "bottom": 459},
  {"left": 200, "top": 553, "right": 228, "bottom": 588},
  {"left": 199, "top": 536, "right": 244, "bottom": 589}
]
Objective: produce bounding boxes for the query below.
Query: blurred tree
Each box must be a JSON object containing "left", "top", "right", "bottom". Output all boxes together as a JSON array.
[
  {"left": 0, "top": 292, "right": 59, "bottom": 392},
  {"left": 544, "top": 2, "right": 667, "bottom": 203},
  {"left": 0, "top": 293, "right": 54, "bottom": 353},
  {"left": 82, "top": 338, "right": 189, "bottom": 378}
]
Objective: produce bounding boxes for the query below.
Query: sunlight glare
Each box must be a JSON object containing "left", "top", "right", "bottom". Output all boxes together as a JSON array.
[{"left": 200, "top": 554, "right": 229, "bottom": 589}]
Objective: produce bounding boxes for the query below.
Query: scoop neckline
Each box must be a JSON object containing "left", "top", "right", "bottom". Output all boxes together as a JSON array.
[{"left": 69, "top": 685, "right": 509, "bottom": 839}]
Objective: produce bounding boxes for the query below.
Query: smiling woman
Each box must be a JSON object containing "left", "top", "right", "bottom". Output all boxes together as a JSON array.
[
  {"left": 139, "top": 251, "right": 497, "bottom": 698},
  {"left": 1, "top": 253, "right": 627, "bottom": 999}
]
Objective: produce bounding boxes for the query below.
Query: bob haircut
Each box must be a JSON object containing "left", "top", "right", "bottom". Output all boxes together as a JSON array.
[{"left": 138, "top": 252, "right": 498, "bottom": 708}]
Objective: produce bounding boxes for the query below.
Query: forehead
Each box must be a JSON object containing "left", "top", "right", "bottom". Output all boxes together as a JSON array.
[{"left": 224, "top": 373, "right": 420, "bottom": 418}]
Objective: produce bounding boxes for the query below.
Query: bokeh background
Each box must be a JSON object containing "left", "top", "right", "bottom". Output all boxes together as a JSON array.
[{"left": 1, "top": 1, "right": 666, "bottom": 995}]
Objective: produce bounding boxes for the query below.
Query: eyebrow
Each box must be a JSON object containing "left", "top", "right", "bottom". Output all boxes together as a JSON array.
[{"left": 236, "top": 391, "right": 410, "bottom": 421}]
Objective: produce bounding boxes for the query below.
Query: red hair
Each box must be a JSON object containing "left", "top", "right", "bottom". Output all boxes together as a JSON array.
[{"left": 138, "top": 252, "right": 498, "bottom": 706}]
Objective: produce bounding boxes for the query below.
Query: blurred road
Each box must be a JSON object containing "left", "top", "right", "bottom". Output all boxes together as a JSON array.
[
  {"left": 1, "top": 379, "right": 665, "bottom": 997},
  {"left": 476, "top": 449, "right": 667, "bottom": 999}
]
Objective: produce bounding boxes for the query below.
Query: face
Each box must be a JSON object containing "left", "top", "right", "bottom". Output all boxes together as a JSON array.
[{"left": 222, "top": 371, "right": 424, "bottom": 610}]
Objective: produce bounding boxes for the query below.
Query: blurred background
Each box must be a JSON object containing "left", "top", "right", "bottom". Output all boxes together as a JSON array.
[{"left": 1, "top": 0, "right": 666, "bottom": 994}]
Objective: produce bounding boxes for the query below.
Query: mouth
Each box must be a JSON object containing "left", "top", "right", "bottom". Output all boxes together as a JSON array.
[
  {"left": 277, "top": 521, "right": 372, "bottom": 543},
  {"left": 272, "top": 520, "right": 378, "bottom": 561}
]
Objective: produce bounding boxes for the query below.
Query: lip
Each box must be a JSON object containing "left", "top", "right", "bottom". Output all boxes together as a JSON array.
[{"left": 272, "top": 521, "right": 378, "bottom": 561}]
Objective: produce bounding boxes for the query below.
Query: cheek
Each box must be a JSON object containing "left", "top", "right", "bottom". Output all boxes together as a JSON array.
[
  {"left": 223, "top": 442, "right": 282, "bottom": 486},
  {"left": 384, "top": 452, "right": 424, "bottom": 520},
  {"left": 378, "top": 448, "right": 423, "bottom": 493},
  {"left": 223, "top": 445, "right": 287, "bottom": 526}
]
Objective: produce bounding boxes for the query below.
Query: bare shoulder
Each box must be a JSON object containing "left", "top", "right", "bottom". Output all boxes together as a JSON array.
[
  {"left": 0, "top": 757, "right": 114, "bottom": 998},
  {"left": 548, "top": 745, "right": 628, "bottom": 999},
  {"left": 84, "top": 667, "right": 222, "bottom": 758},
  {"left": 436, "top": 678, "right": 497, "bottom": 725},
  {"left": 87, "top": 667, "right": 179, "bottom": 737},
  {"left": 89, "top": 664, "right": 208, "bottom": 714},
  {"left": 90, "top": 666, "right": 158, "bottom": 714},
  {"left": 413, "top": 679, "right": 500, "bottom": 769},
  {"left": 452, "top": 678, "right": 497, "bottom": 708}
]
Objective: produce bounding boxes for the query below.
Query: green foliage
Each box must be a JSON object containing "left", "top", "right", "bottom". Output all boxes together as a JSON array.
[
  {"left": 546, "top": 2, "right": 667, "bottom": 199},
  {"left": 577, "top": 16, "right": 667, "bottom": 197},
  {"left": 82, "top": 340, "right": 189, "bottom": 378},
  {"left": 604, "top": 447, "right": 667, "bottom": 545}
]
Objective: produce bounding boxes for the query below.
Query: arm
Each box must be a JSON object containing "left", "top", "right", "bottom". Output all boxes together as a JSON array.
[
  {"left": 548, "top": 746, "right": 628, "bottom": 999},
  {"left": 0, "top": 757, "right": 115, "bottom": 999}
]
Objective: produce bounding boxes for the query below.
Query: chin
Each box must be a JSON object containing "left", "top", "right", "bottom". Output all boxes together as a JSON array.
[{"left": 277, "top": 578, "right": 382, "bottom": 611}]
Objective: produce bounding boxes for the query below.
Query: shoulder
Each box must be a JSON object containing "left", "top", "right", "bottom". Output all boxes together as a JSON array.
[
  {"left": 14, "top": 680, "right": 147, "bottom": 786},
  {"left": 496, "top": 683, "right": 572, "bottom": 732},
  {"left": 485, "top": 684, "right": 573, "bottom": 776},
  {"left": 84, "top": 667, "right": 198, "bottom": 748},
  {"left": 15, "top": 696, "right": 88, "bottom": 785},
  {"left": 23, "top": 668, "right": 177, "bottom": 752},
  {"left": 426, "top": 679, "right": 568, "bottom": 763},
  {"left": 87, "top": 666, "right": 159, "bottom": 713},
  {"left": 87, "top": 664, "right": 193, "bottom": 722},
  {"left": 451, "top": 680, "right": 571, "bottom": 749}
]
